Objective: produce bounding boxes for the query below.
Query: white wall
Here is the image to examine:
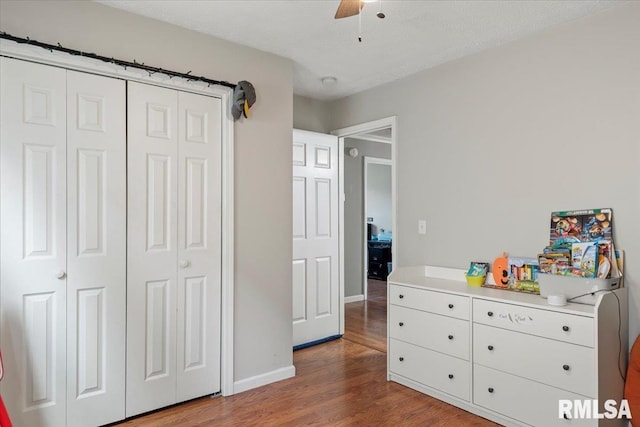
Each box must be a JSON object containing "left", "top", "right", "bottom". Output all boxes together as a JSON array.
[
  {"left": 0, "top": 0, "right": 294, "bottom": 384},
  {"left": 367, "top": 162, "right": 392, "bottom": 237},
  {"left": 344, "top": 139, "right": 391, "bottom": 297},
  {"left": 329, "top": 2, "right": 640, "bottom": 344}
]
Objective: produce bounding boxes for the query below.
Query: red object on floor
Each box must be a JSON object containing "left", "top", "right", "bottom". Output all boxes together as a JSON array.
[
  {"left": 0, "top": 352, "right": 12, "bottom": 427},
  {"left": 0, "top": 396, "right": 12, "bottom": 427}
]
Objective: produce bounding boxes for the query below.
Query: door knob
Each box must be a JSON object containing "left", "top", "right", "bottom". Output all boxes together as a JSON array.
[
  {"left": 179, "top": 260, "right": 190, "bottom": 268},
  {"left": 56, "top": 270, "right": 66, "bottom": 279}
]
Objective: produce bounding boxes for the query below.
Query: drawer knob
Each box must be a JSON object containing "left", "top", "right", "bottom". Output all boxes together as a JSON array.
[
  {"left": 399, "top": 357, "right": 404, "bottom": 362},
  {"left": 399, "top": 322, "right": 404, "bottom": 327},
  {"left": 448, "top": 335, "right": 454, "bottom": 340},
  {"left": 488, "top": 387, "right": 494, "bottom": 393},
  {"left": 448, "top": 303, "right": 454, "bottom": 309},
  {"left": 487, "top": 311, "right": 494, "bottom": 317},
  {"left": 562, "top": 325, "right": 570, "bottom": 332},
  {"left": 488, "top": 345, "right": 494, "bottom": 351},
  {"left": 399, "top": 294, "right": 404, "bottom": 299},
  {"left": 563, "top": 364, "right": 570, "bottom": 371},
  {"left": 448, "top": 374, "right": 454, "bottom": 379}
]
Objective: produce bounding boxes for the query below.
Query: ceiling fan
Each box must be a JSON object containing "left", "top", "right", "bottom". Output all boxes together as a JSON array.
[{"left": 334, "top": 0, "right": 385, "bottom": 19}]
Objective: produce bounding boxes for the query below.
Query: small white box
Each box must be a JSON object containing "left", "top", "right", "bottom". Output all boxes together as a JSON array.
[{"left": 538, "top": 273, "right": 620, "bottom": 305}]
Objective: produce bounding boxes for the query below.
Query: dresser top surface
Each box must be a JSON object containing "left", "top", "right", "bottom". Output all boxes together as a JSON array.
[{"left": 388, "top": 266, "right": 606, "bottom": 317}]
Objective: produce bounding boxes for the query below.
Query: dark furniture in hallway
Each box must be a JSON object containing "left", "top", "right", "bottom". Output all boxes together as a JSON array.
[{"left": 368, "top": 241, "right": 392, "bottom": 280}]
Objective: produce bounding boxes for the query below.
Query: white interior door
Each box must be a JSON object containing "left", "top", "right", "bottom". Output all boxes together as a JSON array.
[
  {"left": 127, "top": 82, "right": 221, "bottom": 416},
  {"left": 0, "top": 57, "right": 68, "bottom": 427},
  {"left": 66, "top": 70, "right": 126, "bottom": 426},
  {"left": 127, "top": 81, "right": 179, "bottom": 416},
  {"left": 292, "top": 129, "right": 340, "bottom": 347},
  {"left": 175, "top": 91, "right": 221, "bottom": 401}
]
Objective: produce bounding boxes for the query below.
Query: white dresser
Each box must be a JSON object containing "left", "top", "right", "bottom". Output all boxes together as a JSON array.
[{"left": 387, "top": 266, "right": 628, "bottom": 427}]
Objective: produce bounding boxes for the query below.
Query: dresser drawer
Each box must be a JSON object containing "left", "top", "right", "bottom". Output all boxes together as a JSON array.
[
  {"left": 389, "top": 284, "right": 469, "bottom": 320},
  {"left": 474, "top": 364, "right": 596, "bottom": 427},
  {"left": 473, "top": 298, "right": 594, "bottom": 347},
  {"left": 390, "top": 339, "right": 470, "bottom": 401},
  {"left": 389, "top": 305, "right": 469, "bottom": 360},
  {"left": 474, "top": 323, "right": 595, "bottom": 397}
]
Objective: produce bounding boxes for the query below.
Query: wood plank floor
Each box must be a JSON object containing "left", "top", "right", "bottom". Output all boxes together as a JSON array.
[
  {"left": 342, "top": 279, "right": 388, "bottom": 353},
  {"left": 115, "top": 279, "right": 499, "bottom": 427}
]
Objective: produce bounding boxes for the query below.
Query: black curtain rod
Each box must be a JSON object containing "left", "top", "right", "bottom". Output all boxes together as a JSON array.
[{"left": 0, "top": 32, "right": 237, "bottom": 89}]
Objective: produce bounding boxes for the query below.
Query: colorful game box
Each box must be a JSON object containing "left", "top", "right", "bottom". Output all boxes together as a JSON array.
[
  {"left": 570, "top": 241, "right": 598, "bottom": 278},
  {"left": 543, "top": 208, "right": 620, "bottom": 280},
  {"left": 549, "top": 208, "right": 613, "bottom": 246}
]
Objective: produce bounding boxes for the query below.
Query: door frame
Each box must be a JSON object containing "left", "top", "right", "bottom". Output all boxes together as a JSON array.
[
  {"left": 332, "top": 116, "right": 397, "bottom": 335},
  {"left": 363, "top": 156, "right": 393, "bottom": 300},
  {"left": 0, "top": 40, "right": 236, "bottom": 396}
]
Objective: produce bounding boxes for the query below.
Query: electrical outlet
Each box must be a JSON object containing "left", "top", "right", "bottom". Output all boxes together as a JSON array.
[{"left": 418, "top": 220, "right": 427, "bottom": 235}]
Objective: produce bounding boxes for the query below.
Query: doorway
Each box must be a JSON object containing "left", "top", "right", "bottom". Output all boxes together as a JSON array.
[
  {"left": 364, "top": 157, "right": 392, "bottom": 298},
  {"left": 332, "top": 117, "right": 396, "bottom": 340}
]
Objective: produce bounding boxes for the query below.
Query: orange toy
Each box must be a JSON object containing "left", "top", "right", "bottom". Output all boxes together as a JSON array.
[
  {"left": 493, "top": 253, "right": 510, "bottom": 288},
  {"left": 625, "top": 335, "right": 640, "bottom": 424}
]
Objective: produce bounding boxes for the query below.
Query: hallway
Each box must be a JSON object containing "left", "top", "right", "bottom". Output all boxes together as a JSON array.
[{"left": 343, "top": 279, "right": 387, "bottom": 353}]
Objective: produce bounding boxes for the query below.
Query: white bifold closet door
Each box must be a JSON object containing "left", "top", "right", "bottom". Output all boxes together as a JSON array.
[
  {"left": 126, "top": 81, "right": 221, "bottom": 417},
  {"left": 0, "top": 58, "right": 126, "bottom": 427}
]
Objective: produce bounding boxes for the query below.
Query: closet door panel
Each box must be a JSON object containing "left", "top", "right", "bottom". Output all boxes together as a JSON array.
[
  {"left": 126, "top": 81, "right": 179, "bottom": 417},
  {"left": 176, "top": 91, "right": 222, "bottom": 401},
  {"left": 66, "top": 70, "right": 126, "bottom": 426},
  {"left": 0, "top": 57, "right": 67, "bottom": 427}
]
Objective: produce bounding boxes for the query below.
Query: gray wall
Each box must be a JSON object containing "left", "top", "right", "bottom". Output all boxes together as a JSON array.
[
  {"left": 0, "top": 0, "right": 294, "bottom": 383},
  {"left": 330, "top": 2, "right": 640, "bottom": 343},
  {"left": 293, "top": 95, "right": 332, "bottom": 133},
  {"left": 344, "top": 139, "right": 392, "bottom": 297}
]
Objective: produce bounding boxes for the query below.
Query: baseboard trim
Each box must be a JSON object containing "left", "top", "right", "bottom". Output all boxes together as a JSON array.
[
  {"left": 233, "top": 365, "right": 296, "bottom": 394},
  {"left": 344, "top": 294, "right": 364, "bottom": 303}
]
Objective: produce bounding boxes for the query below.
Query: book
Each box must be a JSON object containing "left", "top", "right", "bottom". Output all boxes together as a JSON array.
[
  {"left": 508, "top": 256, "right": 540, "bottom": 293},
  {"left": 571, "top": 241, "right": 598, "bottom": 278},
  {"left": 467, "top": 262, "right": 489, "bottom": 277}
]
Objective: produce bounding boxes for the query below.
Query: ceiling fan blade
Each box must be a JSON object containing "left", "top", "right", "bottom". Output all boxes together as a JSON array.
[{"left": 335, "top": 0, "right": 363, "bottom": 19}]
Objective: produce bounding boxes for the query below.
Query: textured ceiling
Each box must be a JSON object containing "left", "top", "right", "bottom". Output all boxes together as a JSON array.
[{"left": 97, "top": 0, "right": 621, "bottom": 101}]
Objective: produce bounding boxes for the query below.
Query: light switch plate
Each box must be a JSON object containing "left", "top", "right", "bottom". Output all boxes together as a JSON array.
[{"left": 418, "top": 220, "right": 427, "bottom": 235}]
